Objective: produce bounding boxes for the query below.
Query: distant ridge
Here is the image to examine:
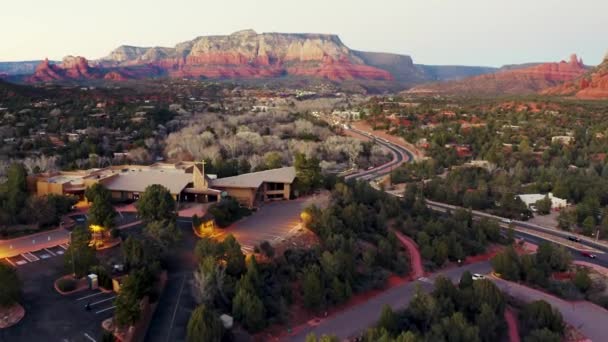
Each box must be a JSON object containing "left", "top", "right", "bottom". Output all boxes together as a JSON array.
[
  {"left": 407, "top": 54, "right": 588, "bottom": 96},
  {"left": 12, "top": 30, "right": 498, "bottom": 87}
]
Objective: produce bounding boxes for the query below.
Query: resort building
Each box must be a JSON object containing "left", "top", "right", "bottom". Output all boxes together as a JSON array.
[{"left": 30, "top": 162, "right": 296, "bottom": 209}]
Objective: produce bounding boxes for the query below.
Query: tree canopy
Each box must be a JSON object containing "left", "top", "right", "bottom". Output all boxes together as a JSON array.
[{"left": 135, "top": 184, "right": 176, "bottom": 223}]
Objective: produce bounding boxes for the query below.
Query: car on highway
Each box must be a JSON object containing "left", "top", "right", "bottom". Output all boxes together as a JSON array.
[
  {"left": 568, "top": 236, "right": 581, "bottom": 242},
  {"left": 581, "top": 251, "right": 596, "bottom": 259},
  {"left": 472, "top": 273, "right": 485, "bottom": 280}
]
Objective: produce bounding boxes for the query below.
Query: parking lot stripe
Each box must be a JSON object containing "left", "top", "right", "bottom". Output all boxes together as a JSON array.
[
  {"left": 95, "top": 306, "right": 116, "bottom": 314},
  {"left": 166, "top": 275, "right": 187, "bottom": 342},
  {"left": 44, "top": 248, "right": 56, "bottom": 256},
  {"left": 4, "top": 258, "right": 16, "bottom": 267},
  {"left": 90, "top": 296, "right": 116, "bottom": 306},
  {"left": 59, "top": 244, "right": 68, "bottom": 250},
  {"left": 15, "top": 260, "right": 28, "bottom": 265},
  {"left": 83, "top": 332, "right": 97, "bottom": 342},
  {"left": 77, "top": 292, "right": 105, "bottom": 301},
  {"left": 22, "top": 252, "right": 39, "bottom": 262}
]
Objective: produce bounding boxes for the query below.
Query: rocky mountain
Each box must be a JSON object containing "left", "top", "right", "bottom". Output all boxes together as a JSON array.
[
  {"left": 20, "top": 30, "right": 501, "bottom": 86},
  {"left": 542, "top": 54, "right": 608, "bottom": 99},
  {"left": 94, "top": 29, "right": 393, "bottom": 81},
  {"left": 28, "top": 55, "right": 164, "bottom": 83},
  {"left": 29, "top": 56, "right": 102, "bottom": 82},
  {"left": 408, "top": 54, "right": 588, "bottom": 96}
]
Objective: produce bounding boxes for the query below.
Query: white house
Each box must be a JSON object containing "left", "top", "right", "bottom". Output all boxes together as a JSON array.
[{"left": 517, "top": 193, "right": 567, "bottom": 211}]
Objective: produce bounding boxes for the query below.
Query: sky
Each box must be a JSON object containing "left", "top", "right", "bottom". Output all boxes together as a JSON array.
[{"left": 2, "top": 0, "right": 607, "bottom": 66}]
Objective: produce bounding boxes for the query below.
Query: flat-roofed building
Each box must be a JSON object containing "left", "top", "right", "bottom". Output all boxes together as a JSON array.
[{"left": 210, "top": 167, "right": 295, "bottom": 208}]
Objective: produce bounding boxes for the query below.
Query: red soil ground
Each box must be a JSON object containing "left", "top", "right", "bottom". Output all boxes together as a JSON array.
[
  {"left": 393, "top": 231, "right": 424, "bottom": 279},
  {"left": 504, "top": 307, "right": 521, "bottom": 342}
]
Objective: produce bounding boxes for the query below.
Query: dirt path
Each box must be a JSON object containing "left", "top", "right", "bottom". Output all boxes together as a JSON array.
[
  {"left": 504, "top": 307, "right": 521, "bottom": 342},
  {"left": 393, "top": 230, "right": 424, "bottom": 279}
]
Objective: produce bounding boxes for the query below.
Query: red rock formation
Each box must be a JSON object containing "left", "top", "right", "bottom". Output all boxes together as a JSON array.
[
  {"left": 28, "top": 56, "right": 105, "bottom": 82},
  {"left": 409, "top": 54, "right": 588, "bottom": 96},
  {"left": 543, "top": 55, "right": 608, "bottom": 99},
  {"left": 92, "top": 30, "right": 394, "bottom": 82},
  {"left": 29, "top": 58, "right": 65, "bottom": 82}
]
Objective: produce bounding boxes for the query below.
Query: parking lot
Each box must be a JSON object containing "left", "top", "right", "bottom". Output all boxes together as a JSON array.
[
  {"left": 2, "top": 243, "right": 68, "bottom": 268},
  {"left": 0, "top": 255, "right": 113, "bottom": 342},
  {"left": 213, "top": 194, "right": 329, "bottom": 253}
]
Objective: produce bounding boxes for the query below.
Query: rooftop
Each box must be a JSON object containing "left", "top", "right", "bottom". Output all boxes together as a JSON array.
[
  {"left": 210, "top": 166, "right": 296, "bottom": 189},
  {"left": 100, "top": 169, "right": 192, "bottom": 194}
]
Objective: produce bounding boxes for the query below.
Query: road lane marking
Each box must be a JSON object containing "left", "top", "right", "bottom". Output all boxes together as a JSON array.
[
  {"left": 90, "top": 296, "right": 116, "bottom": 306},
  {"left": 77, "top": 292, "right": 105, "bottom": 301},
  {"left": 59, "top": 244, "right": 68, "bottom": 250},
  {"left": 95, "top": 306, "right": 116, "bottom": 314}
]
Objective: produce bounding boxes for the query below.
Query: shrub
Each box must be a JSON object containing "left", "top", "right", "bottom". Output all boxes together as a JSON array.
[
  {"left": 57, "top": 278, "right": 77, "bottom": 292},
  {"left": 91, "top": 265, "right": 113, "bottom": 289},
  {"left": 110, "top": 228, "right": 120, "bottom": 239}
]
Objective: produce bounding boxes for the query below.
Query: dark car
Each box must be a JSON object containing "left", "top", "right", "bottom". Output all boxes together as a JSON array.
[
  {"left": 568, "top": 236, "right": 581, "bottom": 242},
  {"left": 581, "top": 251, "right": 596, "bottom": 259}
]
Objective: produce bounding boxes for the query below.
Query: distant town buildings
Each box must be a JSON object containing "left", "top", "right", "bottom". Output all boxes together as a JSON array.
[{"left": 331, "top": 110, "right": 361, "bottom": 121}]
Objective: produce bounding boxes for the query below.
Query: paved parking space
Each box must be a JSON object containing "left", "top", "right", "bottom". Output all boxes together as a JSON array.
[
  {"left": 217, "top": 194, "right": 329, "bottom": 252},
  {"left": 1, "top": 257, "right": 111, "bottom": 342},
  {"left": 71, "top": 290, "right": 117, "bottom": 316},
  {"left": 3, "top": 243, "right": 70, "bottom": 269}
]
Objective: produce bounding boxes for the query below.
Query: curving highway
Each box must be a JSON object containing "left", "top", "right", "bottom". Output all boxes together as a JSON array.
[
  {"left": 290, "top": 126, "right": 608, "bottom": 341},
  {"left": 344, "top": 126, "right": 608, "bottom": 266}
]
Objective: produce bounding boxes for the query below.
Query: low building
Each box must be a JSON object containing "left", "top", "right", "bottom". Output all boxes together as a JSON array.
[
  {"left": 31, "top": 162, "right": 296, "bottom": 209},
  {"left": 551, "top": 136, "right": 574, "bottom": 145},
  {"left": 517, "top": 193, "right": 567, "bottom": 211}
]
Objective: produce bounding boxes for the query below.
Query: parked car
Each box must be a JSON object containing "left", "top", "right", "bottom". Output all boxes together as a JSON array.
[
  {"left": 581, "top": 251, "right": 596, "bottom": 259},
  {"left": 472, "top": 273, "right": 485, "bottom": 280},
  {"left": 568, "top": 236, "right": 581, "bottom": 242}
]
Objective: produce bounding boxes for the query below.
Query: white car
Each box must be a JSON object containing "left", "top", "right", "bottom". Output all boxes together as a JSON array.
[{"left": 472, "top": 273, "right": 485, "bottom": 280}]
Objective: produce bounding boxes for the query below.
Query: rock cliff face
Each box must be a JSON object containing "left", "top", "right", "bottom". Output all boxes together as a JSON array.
[
  {"left": 24, "top": 30, "right": 505, "bottom": 85},
  {"left": 408, "top": 54, "right": 588, "bottom": 96},
  {"left": 94, "top": 29, "right": 393, "bottom": 81},
  {"left": 28, "top": 56, "right": 102, "bottom": 82},
  {"left": 543, "top": 54, "right": 608, "bottom": 99}
]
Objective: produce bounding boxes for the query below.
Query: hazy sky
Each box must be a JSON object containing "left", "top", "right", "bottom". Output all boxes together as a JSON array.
[{"left": 2, "top": 0, "right": 606, "bottom": 66}]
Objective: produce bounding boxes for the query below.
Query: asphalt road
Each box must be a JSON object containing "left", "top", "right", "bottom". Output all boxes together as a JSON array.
[
  {"left": 291, "top": 262, "right": 492, "bottom": 341},
  {"left": 303, "top": 126, "right": 608, "bottom": 341},
  {"left": 350, "top": 126, "right": 608, "bottom": 267}
]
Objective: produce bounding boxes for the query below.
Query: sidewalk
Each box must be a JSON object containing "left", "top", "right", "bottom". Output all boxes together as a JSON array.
[{"left": 0, "top": 228, "right": 69, "bottom": 258}]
